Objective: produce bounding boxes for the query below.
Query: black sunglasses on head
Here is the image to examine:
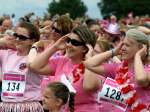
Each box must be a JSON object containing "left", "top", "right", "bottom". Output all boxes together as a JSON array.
[
  {"left": 52, "top": 26, "right": 62, "bottom": 35},
  {"left": 13, "top": 33, "right": 30, "bottom": 40},
  {"left": 66, "top": 38, "right": 85, "bottom": 46}
]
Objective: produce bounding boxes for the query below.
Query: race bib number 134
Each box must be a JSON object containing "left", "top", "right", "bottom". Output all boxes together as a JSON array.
[{"left": 2, "top": 73, "right": 26, "bottom": 98}]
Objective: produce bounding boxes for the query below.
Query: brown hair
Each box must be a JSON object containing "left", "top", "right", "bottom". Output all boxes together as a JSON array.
[
  {"left": 19, "top": 21, "right": 40, "bottom": 42},
  {"left": 97, "top": 40, "right": 113, "bottom": 52},
  {"left": 56, "top": 14, "right": 73, "bottom": 35},
  {"left": 47, "top": 82, "right": 75, "bottom": 112},
  {"left": 72, "top": 25, "right": 97, "bottom": 48}
]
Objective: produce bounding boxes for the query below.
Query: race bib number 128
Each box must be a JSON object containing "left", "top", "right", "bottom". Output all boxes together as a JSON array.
[{"left": 98, "top": 77, "right": 127, "bottom": 111}]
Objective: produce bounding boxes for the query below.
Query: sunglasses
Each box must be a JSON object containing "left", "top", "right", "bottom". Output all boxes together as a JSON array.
[
  {"left": 66, "top": 38, "right": 85, "bottom": 46},
  {"left": 52, "top": 26, "right": 62, "bottom": 35},
  {"left": 13, "top": 33, "right": 30, "bottom": 41}
]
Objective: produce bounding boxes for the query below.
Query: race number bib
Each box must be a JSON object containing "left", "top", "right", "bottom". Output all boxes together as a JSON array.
[
  {"left": 61, "top": 74, "right": 76, "bottom": 93},
  {"left": 2, "top": 73, "right": 26, "bottom": 98},
  {"left": 98, "top": 77, "right": 127, "bottom": 111}
]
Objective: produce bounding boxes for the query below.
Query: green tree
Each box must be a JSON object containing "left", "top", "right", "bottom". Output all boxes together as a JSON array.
[
  {"left": 98, "top": 0, "right": 150, "bottom": 18},
  {"left": 47, "top": 0, "right": 87, "bottom": 19}
]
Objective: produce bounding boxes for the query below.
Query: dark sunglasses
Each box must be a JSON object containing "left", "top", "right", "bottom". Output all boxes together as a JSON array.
[
  {"left": 13, "top": 33, "right": 30, "bottom": 40},
  {"left": 52, "top": 26, "right": 62, "bottom": 35},
  {"left": 66, "top": 38, "right": 85, "bottom": 46}
]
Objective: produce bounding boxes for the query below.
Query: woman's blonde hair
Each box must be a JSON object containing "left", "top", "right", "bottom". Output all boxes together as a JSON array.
[{"left": 126, "top": 29, "right": 149, "bottom": 58}]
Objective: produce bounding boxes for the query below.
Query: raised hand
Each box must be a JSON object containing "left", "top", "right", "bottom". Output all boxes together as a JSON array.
[
  {"left": 136, "top": 44, "right": 148, "bottom": 59},
  {"left": 3, "top": 35, "right": 16, "bottom": 49},
  {"left": 33, "top": 40, "right": 46, "bottom": 51},
  {"left": 114, "top": 41, "right": 124, "bottom": 56},
  {"left": 85, "top": 44, "right": 94, "bottom": 59},
  {"left": 53, "top": 34, "right": 69, "bottom": 50}
]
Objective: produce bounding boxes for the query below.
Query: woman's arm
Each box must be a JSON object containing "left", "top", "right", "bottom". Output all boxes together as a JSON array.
[
  {"left": 85, "top": 50, "right": 113, "bottom": 67},
  {"left": 84, "top": 49, "right": 115, "bottom": 76},
  {"left": 84, "top": 42, "right": 122, "bottom": 75},
  {"left": 134, "top": 45, "right": 150, "bottom": 87},
  {"left": 28, "top": 45, "right": 57, "bottom": 75},
  {"left": 0, "top": 35, "right": 16, "bottom": 48},
  {"left": 83, "top": 68, "right": 101, "bottom": 91},
  {"left": 28, "top": 35, "right": 68, "bottom": 75},
  {"left": 0, "top": 38, "right": 7, "bottom": 47}
]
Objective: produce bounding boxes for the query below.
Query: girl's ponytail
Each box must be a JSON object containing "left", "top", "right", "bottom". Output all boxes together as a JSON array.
[{"left": 69, "top": 92, "right": 75, "bottom": 112}]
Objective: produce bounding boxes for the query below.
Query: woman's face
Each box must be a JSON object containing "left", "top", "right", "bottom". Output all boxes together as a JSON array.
[
  {"left": 43, "top": 88, "right": 60, "bottom": 111},
  {"left": 15, "top": 27, "right": 33, "bottom": 50},
  {"left": 90, "top": 24, "right": 101, "bottom": 38},
  {"left": 121, "top": 37, "right": 140, "bottom": 60},
  {"left": 65, "top": 33, "right": 87, "bottom": 59}
]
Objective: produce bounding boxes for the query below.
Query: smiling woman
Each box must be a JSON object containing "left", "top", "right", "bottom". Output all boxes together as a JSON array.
[
  {"left": 0, "top": 21, "right": 44, "bottom": 112},
  {"left": 28, "top": 25, "right": 100, "bottom": 112},
  {"left": 84, "top": 29, "right": 150, "bottom": 111}
]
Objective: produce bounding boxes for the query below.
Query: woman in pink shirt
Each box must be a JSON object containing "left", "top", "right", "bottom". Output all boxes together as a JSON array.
[
  {"left": 85, "top": 29, "right": 150, "bottom": 111},
  {"left": 0, "top": 21, "right": 43, "bottom": 112},
  {"left": 40, "top": 14, "right": 73, "bottom": 95},
  {"left": 28, "top": 26, "right": 100, "bottom": 112}
]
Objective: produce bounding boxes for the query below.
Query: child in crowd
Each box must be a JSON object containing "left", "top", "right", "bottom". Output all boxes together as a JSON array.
[{"left": 43, "top": 82, "right": 74, "bottom": 112}]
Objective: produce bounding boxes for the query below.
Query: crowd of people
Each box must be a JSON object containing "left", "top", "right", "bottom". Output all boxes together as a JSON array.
[{"left": 0, "top": 12, "right": 150, "bottom": 112}]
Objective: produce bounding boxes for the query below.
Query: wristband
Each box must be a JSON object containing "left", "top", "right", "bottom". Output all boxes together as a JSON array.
[
  {"left": 111, "top": 49, "right": 115, "bottom": 57},
  {"left": 31, "top": 45, "right": 38, "bottom": 51}
]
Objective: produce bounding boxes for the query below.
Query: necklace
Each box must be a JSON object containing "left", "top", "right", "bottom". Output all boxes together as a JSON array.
[
  {"left": 115, "top": 61, "right": 148, "bottom": 112},
  {"left": 72, "top": 63, "right": 85, "bottom": 83}
]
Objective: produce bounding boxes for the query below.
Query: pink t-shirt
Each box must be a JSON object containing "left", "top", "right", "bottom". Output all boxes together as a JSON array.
[
  {"left": 40, "top": 44, "right": 63, "bottom": 94},
  {"left": 49, "top": 56, "right": 99, "bottom": 112},
  {"left": 0, "top": 49, "right": 43, "bottom": 102},
  {"left": 103, "top": 62, "right": 150, "bottom": 111},
  {"left": 40, "top": 51, "right": 63, "bottom": 94}
]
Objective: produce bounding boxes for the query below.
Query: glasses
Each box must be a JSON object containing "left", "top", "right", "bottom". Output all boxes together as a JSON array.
[
  {"left": 66, "top": 38, "right": 85, "bottom": 46},
  {"left": 13, "top": 33, "right": 30, "bottom": 41},
  {"left": 52, "top": 26, "right": 62, "bottom": 35}
]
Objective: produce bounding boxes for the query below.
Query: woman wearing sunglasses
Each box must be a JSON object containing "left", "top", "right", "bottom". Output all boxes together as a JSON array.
[
  {"left": 0, "top": 21, "right": 44, "bottom": 112},
  {"left": 46, "top": 14, "right": 73, "bottom": 43},
  {"left": 36, "top": 14, "right": 73, "bottom": 59},
  {"left": 28, "top": 26, "right": 100, "bottom": 112},
  {"left": 38, "top": 15, "right": 73, "bottom": 106}
]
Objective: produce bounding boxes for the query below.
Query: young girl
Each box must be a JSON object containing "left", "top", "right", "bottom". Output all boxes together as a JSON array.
[{"left": 43, "top": 82, "right": 74, "bottom": 112}]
